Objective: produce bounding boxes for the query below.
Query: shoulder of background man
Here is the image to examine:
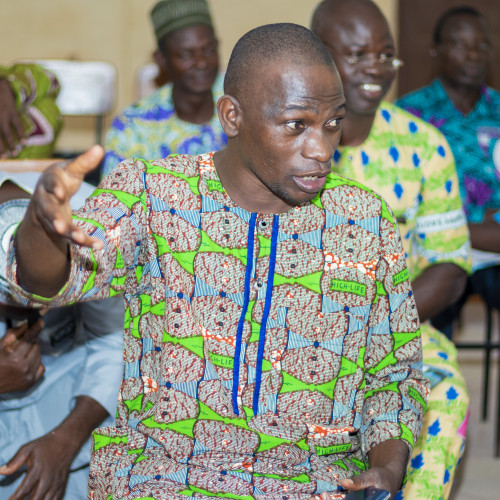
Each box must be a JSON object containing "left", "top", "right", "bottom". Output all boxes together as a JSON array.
[
  {"left": 382, "top": 99, "right": 453, "bottom": 149},
  {"left": 395, "top": 79, "right": 439, "bottom": 109}
]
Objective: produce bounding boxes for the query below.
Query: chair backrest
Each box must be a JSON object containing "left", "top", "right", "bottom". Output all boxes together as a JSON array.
[
  {"left": 136, "top": 63, "right": 160, "bottom": 101},
  {"left": 20, "top": 59, "right": 117, "bottom": 145}
]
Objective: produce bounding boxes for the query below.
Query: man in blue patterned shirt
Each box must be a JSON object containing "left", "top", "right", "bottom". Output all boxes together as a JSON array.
[
  {"left": 101, "top": 0, "right": 227, "bottom": 179},
  {"left": 397, "top": 5, "right": 500, "bottom": 333}
]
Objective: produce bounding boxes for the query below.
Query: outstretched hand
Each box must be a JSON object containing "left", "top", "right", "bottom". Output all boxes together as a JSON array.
[
  {"left": 29, "top": 145, "right": 105, "bottom": 250},
  {"left": 15, "top": 145, "right": 105, "bottom": 297}
]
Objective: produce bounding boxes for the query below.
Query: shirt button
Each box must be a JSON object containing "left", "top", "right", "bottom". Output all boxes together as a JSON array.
[
  {"left": 254, "top": 281, "right": 264, "bottom": 290},
  {"left": 258, "top": 219, "right": 268, "bottom": 229}
]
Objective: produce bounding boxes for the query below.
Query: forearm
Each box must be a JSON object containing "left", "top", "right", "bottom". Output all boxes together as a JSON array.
[
  {"left": 469, "top": 219, "right": 500, "bottom": 252},
  {"left": 411, "top": 263, "right": 467, "bottom": 322},
  {"left": 368, "top": 439, "right": 409, "bottom": 493},
  {"left": 51, "top": 395, "right": 109, "bottom": 459},
  {"left": 15, "top": 204, "right": 70, "bottom": 297}
]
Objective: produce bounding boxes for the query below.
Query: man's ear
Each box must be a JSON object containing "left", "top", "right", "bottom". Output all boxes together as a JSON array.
[
  {"left": 153, "top": 49, "right": 170, "bottom": 87},
  {"left": 154, "top": 49, "right": 168, "bottom": 72},
  {"left": 216, "top": 94, "right": 242, "bottom": 138}
]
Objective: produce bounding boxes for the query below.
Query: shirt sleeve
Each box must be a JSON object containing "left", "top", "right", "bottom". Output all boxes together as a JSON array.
[
  {"left": 7, "top": 158, "right": 149, "bottom": 308},
  {"left": 361, "top": 204, "right": 430, "bottom": 457},
  {"left": 412, "top": 129, "right": 472, "bottom": 277}
]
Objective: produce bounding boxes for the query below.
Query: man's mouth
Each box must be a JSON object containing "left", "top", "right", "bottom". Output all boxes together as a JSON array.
[
  {"left": 361, "top": 83, "right": 383, "bottom": 92},
  {"left": 293, "top": 174, "right": 328, "bottom": 193}
]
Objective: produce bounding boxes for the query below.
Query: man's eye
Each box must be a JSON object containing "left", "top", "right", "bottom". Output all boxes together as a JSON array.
[
  {"left": 326, "top": 118, "right": 341, "bottom": 128},
  {"left": 286, "top": 121, "right": 303, "bottom": 130}
]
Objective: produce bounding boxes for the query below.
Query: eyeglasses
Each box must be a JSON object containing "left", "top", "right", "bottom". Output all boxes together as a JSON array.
[
  {"left": 343, "top": 54, "right": 404, "bottom": 70},
  {"left": 441, "top": 38, "right": 492, "bottom": 54}
]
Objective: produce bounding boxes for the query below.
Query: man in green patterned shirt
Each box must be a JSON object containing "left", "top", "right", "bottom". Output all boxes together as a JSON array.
[{"left": 9, "top": 23, "right": 428, "bottom": 499}]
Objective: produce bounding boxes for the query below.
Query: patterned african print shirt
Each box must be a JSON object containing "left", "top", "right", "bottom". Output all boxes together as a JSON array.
[
  {"left": 333, "top": 101, "right": 471, "bottom": 281},
  {"left": 396, "top": 79, "right": 500, "bottom": 224},
  {"left": 9, "top": 153, "right": 429, "bottom": 499},
  {"left": 100, "top": 73, "right": 227, "bottom": 179},
  {"left": 0, "top": 63, "right": 62, "bottom": 159}
]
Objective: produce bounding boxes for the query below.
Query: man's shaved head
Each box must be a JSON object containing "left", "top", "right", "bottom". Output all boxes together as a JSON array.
[
  {"left": 311, "top": 0, "right": 384, "bottom": 39},
  {"left": 224, "top": 22, "right": 337, "bottom": 103}
]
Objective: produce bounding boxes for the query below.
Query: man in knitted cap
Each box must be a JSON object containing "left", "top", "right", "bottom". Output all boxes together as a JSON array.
[{"left": 100, "top": 0, "right": 226, "bottom": 179}]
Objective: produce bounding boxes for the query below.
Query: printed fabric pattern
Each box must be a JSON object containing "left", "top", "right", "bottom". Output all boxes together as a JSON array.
[
  {"left": 0, "top": 63, "right": 62, "bottom": 158},
  {"left": 333, "top": 101, "right": 470, "bottom": 500},
  {"left": 396, "top": 325, "right": 469, "bottom": 500},
  {"left": 9, "top": 153, "right": 429, "bottom": 499},
  {"left": 396, "top": 79, "right": 500, "bottom": 224},
  {"left": 333, "top": 101, "right": 471, "bottom": 280},
  {"left": 101, "top": 73, "right": 227, "bottom": 178}
]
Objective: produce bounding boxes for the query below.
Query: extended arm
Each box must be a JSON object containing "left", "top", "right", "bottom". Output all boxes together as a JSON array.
[
  {"left": 411, "top": 262, "right": 467, "bottom": 322},
  {"left": 14, "top": 147, "right": 104, "bottom": 298},
  {"left": 0, "top": 395, "right": 108, "bottom": 500}
]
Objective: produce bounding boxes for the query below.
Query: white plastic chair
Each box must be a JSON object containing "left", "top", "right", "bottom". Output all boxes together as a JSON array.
[
  {"left": 21, "top": 59, "right": 117, "bottom": 146},
  {"left": 136, "top": 62, "right": 160, "bottom": 100}
]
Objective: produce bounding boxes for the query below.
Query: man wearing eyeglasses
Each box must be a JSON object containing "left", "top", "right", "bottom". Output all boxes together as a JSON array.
[
  {"left": 311, "top": 1, "right": 471, "bottom": 499},
  {"left": 397, "top": 6, "right": 500, "bottom": 341}
]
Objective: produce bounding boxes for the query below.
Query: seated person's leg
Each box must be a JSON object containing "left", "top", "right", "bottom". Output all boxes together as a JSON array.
[
  {"left": 398, "top": 325, "right": 469, "bottom": 500},
  {"left": 430, "top": 281, "right": 472, "bottom": 340}
]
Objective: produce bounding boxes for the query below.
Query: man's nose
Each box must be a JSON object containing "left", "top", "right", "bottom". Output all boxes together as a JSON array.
[
  {"left": 303, "top": 129, "right": 336, "bottom": 163},
  {"left": 193, "top": 51, "right": 209, "bottom": 68}
]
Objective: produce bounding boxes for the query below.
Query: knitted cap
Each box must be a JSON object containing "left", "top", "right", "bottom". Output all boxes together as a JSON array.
[{"left": 151, "top": 0, "right": 214, "bottom": 42}]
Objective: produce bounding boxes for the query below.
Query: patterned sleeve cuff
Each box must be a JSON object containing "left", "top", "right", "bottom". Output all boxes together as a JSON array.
[{"left": 6, "top": 235, "right": 82, "bottom": 308}]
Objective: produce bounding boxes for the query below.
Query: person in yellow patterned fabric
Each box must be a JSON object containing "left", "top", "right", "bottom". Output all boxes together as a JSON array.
[
  {"left": 9, "top": 23, "right": 429, "bottom": 499},
  {"left": 311, "top": 1, "right": 471, "bottom": 498},
  {"left": 0, "top": 63, "right": 62, "bottom": 159}
]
